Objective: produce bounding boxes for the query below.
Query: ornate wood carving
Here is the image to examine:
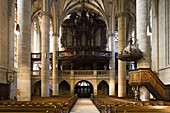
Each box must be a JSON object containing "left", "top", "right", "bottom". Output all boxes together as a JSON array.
[
  {"left": 61, "top": 10, "right": 106, "bottom": 49},
  {"left": 59, "top": 10, "right": 109, "bottom": 70},
  {"left": 129, "top": 68, "right": 170, "bottom": 100}
]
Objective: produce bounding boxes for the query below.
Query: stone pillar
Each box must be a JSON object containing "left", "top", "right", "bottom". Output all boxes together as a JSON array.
[
  {"left": 94, "top": 89, "right": 97, "bottom": 95},
  {"left": 136, "top": 0, "right": 150, "bottom": 101},
  {"left": 70, "top": 71, "right": 75, "bottom": 95},
  {"left": 94, "top": 79, "right": 98, "bottom": 95},
  {"left": 108, "top": 16, "right": 116, "bottom": 95},
  {"left": 17, "top": 0, "right": 31, "bottom": 101},
  {"left": 39, "top": 27, "right": 42, "bottom": 52},
  {"left": 151, "top": 0, "right": 159, "bottom": 73},
  {"left": 8, "top": 0, "right": 17, "bottom": 99},
  {"left": 52, "top": 33, "right": 59, "bottom": 95},
  {"left": 31, "top": 22, "right": 34, "bottom": 52},
  {"left": 8, "top": 0, "right": 15, "bottom": 71},
  {"left": 118, "top": 14, "right": 126, "bottom": 97},
  {"left": 41, "top": 11, "right": 50, "bottom": 97},
  {"left": 70, "top": 84, "right": 74, "bottom": 95},
  {"left": 109, "top": 34, "right": 116, "bottom": 95},
  {"left": 37, "top": 26, "right": 41, "bottom": 52}
]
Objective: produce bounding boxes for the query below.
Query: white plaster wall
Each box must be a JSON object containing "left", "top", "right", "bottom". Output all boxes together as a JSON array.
[
  {"left": 159, "top": 0, "right": 166, "bottom": 69},
  {"left": 159, "top": 69, "right": 170, "bottom": 84},
  {"left": 158, "top": 0, "right": 170, "bottom": 84}
]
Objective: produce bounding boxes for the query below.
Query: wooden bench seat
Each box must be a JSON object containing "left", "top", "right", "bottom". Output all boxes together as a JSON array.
[
  {"left": 0, "top": 94, "right": 78, "bottom": 113},
  {"left": 91, "top": 95, "right": 170, "bottom": 113},
  {"left": 114, "top": 106, "right": 170, "bottom": 113},
  {"left": 100, "top": 105, "right": 170, "bottom": 113},
  {"left": 0, "top": 106, "right": 60, "bottom": 113}
]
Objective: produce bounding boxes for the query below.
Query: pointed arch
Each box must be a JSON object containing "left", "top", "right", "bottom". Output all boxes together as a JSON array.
[
  {"left": 59, "top": 80, "right": 70, "bottom": 95},
  {"left": 97, "top": 80, "right": 109, "bottom": 95},
  {"left": 74, "top": 80, "right": 93, "bottom": 98},
  {"left": 31, "top": 81, "right": 41, "bottom": 96}
]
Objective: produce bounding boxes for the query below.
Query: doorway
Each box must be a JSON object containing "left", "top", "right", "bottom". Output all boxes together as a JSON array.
[{"left": 74, "top": 80, "right": 93, "bottom": 98}]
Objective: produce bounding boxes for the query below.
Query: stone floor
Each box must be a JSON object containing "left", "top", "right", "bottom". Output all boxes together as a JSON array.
[{"left": 70, "top": 98, "right": 100, "bottom": 113}]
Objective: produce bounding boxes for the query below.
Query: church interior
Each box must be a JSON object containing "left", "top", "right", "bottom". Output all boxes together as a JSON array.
[{"left": 1, "top": 0, "right": 170, "bottom": 112}]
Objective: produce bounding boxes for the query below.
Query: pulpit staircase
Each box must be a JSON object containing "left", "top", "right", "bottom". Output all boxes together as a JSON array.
[{"left": 129, "top": 68, "right": 170, "bottom": 100}]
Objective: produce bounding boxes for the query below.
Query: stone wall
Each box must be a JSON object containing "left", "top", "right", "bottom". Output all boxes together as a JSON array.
[
  {"left": 0, "top": 0, "right": 8, "bottom": 83},
  {"left": 0, "top": 0, "right": 16, "bottom": 99}
]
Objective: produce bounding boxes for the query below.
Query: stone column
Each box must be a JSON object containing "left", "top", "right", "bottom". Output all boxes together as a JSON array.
[
  {"left": 8, "top": 0, "right": 17, "bottom": 99},
  {"left": 39, "top": 27, "right": 42, "bottom": 52},
  {"left": 17, "top": 0, "right": 31, "bottom": 101},
  {"left": 41, "top": 11, "right": 50, "bottom": 97},
  {"left": 37, "top": 26, "right": 41, "bottom": 52},
  {"left": 35, "top": 27, "right": 40, "bottom": 52},
  {"left": 94, "top": 79, "right": 98, "bottom": 95},
  {"left": 93, "top": 85, "right": 97, "bottom": 95},
  {"left": 151, "top": 0, "right": 159, "bottom": 73},
  {"left": 52, "top": 33, "right": 59, "bottom": 95},
  {"left": 70, "top": 71, "right": 75, "bottom": 95},
  {"left": 108, "top": 16, "right": 116, "bottom": 95},
  {"left": 109, "top": 34, "right": 116, "bottom": 95},
  {"left": 31, "top": 22, "right": 34, "bottom": 52},
  {"left": 137, "top": 0, "right": 150, "bottom": 101},
  {"left": 8, "top": 0, "right": 15, "bottom": 71},
  {"left": 118, "top": 13, "right": 126, "bottom": 97}
]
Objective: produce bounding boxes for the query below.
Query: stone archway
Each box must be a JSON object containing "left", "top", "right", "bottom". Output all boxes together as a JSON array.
[
  {"left": 59, "top": 80, "right": 70, "bottom": 95},
  {"left": 74, "top": 80, "right": 93, "bottom": 98},
  {"left": 97, "top": 80, "right": 109, "bottom": 95}
]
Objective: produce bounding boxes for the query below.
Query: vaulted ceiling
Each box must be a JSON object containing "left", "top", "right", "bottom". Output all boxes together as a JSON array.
[
  {"left": 31, "top": 0, "right": 136, "bottom": 31},
  {"left": 55, "top": 0, "right": 115, "bottom": 26},
  {"left": 60, "top": 0, "right": 113, "bottom": 17}
]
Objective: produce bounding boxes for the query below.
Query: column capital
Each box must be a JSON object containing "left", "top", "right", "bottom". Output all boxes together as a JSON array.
[
  {"left": 53, "top": 33, "right": 59, "bottom": 37},
  {"left": 41, "top": 11, "right": 51, "bottom": 18},
  {"left": 117, "top": 12, "right": 126, "bottom": 19}
]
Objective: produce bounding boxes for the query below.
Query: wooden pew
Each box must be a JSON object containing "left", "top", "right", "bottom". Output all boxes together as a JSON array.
[
  {"left": 91, "top": 95, "right": 170, "bottom": 113},
  {"left": 0, "top": 106, "right": 60, "bottom": 113},
  {"left": 99, "top": 105, "right": 170, "bottom": 113},
  {"left": 0, "top": 94, "right": 78, "bottom": 113}
]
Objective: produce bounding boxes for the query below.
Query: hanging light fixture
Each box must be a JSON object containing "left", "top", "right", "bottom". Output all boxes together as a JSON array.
[
  {"left": 117, "top": 38, "right": 143, "bottom": 61},
  {"left": 15, "top": 24, "right": 20, "bottom": 34}
]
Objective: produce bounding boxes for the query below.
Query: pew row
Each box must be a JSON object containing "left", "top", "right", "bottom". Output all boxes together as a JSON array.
[
  {"left": 101, "top": 105, "right": 170, "bottom": 113},
  {"left": 91, "top": 95, "right": 170, "bottom": 113},
  {"left": 0, "top": 94, "right": 78, "bottom": 113}
]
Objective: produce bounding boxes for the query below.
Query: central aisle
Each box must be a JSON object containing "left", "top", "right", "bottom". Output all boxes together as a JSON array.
[{"left": 70, "top": 98, "right": 100, "bottom": 113}]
